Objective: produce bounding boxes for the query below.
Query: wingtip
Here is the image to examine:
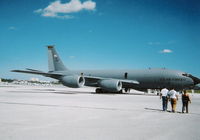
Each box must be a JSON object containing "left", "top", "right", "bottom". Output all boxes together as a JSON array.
[{"left": 11, "top": 70, "right": 17, "bottom": 72}]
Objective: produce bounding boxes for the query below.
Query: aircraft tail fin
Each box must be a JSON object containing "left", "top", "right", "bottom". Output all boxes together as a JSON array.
[{"left": 47, "top": 46, "right": 68, "bottom": 72}]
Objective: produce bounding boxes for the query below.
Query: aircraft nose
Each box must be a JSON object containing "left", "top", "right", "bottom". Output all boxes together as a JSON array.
[{"left": 182, "top": 73, "right": 200, "bottom": 85}]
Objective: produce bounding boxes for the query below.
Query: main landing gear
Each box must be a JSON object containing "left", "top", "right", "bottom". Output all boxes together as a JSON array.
[{"left": 95, "top": 88, "right": 130, "bottom": 94}]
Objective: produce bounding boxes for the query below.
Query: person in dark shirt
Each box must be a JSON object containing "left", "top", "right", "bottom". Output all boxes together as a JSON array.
[{"left": 182, "top": 90, "right": 191, "bottom": 113}]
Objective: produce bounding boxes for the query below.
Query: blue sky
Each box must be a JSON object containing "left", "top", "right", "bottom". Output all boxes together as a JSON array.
[{"left": 0, "top": 0, "right": 200, "bottom": 80}]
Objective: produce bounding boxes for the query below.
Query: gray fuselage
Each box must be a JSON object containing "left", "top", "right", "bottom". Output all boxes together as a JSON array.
[{"left": 68, "top": 68, "right": 194, "bottom": 91}]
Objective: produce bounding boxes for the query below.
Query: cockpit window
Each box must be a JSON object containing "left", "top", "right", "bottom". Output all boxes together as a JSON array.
[{"left": 182, "top": 73, "right": 190, "bottom": 77}]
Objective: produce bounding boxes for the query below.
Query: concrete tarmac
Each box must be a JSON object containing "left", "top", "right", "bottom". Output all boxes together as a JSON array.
[{"left": 0, "top": 84, "right": 200, "bottom": 140}]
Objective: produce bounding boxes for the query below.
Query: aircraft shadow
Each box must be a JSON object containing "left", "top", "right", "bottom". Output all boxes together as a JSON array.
[{"left": 53, "top": 91, "right": 94, "bottom": 94}]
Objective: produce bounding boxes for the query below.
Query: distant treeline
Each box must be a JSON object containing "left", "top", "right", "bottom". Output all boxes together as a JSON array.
[
  {"left": 0, "top": 78, "right": 60, "bottom": 84},
  {"left": 1, "top": 78, "right": 14, "bottom": 83},
  {"left": 188, "top": 90, "right": 200, "bottom": 93}
]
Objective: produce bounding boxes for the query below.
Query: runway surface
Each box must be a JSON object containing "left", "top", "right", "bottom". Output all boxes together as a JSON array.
[{"left": 0, "top": 84, "right": 200, "bottom": 140}]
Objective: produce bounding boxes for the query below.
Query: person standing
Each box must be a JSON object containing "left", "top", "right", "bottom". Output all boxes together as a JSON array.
[
  {"left": 160, "top": 88, "right": 169, "bottom": 111},
  {"left": 168, "top": 88, "right": 179, "bottom": 113},
  {"left": 182, "top": 90, "right": 191, "bottom": 113}
]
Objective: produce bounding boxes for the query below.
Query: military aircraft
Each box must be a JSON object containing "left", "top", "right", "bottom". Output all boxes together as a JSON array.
[{"left": 12, "top": 46, "right": 200, "bottom": 93}]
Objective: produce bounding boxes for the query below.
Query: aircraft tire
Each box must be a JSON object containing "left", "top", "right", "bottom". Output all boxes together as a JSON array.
[{"left": 95, "top": 88, "right": 102, "bottom": 93}]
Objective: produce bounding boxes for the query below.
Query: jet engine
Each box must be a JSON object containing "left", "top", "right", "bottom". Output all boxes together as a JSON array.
[
  {"left": 61, "top": 75, "right": 85, "bottom": 88},
  {"left": 98, "top": 79, "right": 122, "bottom": 92}
]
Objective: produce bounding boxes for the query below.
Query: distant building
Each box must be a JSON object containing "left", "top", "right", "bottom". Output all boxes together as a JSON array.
[
  {"left": 30, "top": 77, "right": 39, "bottom": 82},
  {"left": 0, "top": 78, "right": 2, "bottom": 82}
]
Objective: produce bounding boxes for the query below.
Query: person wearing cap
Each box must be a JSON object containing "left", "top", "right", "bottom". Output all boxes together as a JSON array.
[{"left": 160, "top": 87, "right": 169, "bottom": 111}]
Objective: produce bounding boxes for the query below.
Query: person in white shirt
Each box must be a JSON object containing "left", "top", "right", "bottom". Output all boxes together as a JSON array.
[
  {"left": 168, "top": 88, "right": 179, "bottom": 112},
  {"left": 160, "top": 87, "right": 169, "bottom": 111}
]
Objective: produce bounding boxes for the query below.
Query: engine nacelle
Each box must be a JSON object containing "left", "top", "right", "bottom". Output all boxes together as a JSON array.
[
  {"left": 98, "top": 79, "right": 122, "bottom": 92},
  {"left": 61, "top": 75, "right": 85, "bottom": 88}
]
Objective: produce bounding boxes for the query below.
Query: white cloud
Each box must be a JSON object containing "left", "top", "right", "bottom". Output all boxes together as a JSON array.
[
  {"left": 8, "top": 26, "right": 16, "bottom": 30},
  {"left": 167, "top": 40, "right": 176, "bottom": 44},
  {"left": 160, "top": 49, "right": 173, "bottom": 53},
  {"left": 148, "top": 42, "right": 161, "bottom": 45},
  {"left": 88, "top": 29, "right": 93, "bottom": 33},
  {"left": 34, "top": 0, "right": 96, "bottom": 19},
  {"left": 69, "top": 56, "right": 75, "bottom": 59},
  {"left": 98, "top": 12, "right": 103, "bottom": 16}
]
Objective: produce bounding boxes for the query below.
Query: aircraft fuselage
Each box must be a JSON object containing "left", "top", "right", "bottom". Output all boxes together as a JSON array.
[{"left": 71, "top": 68, "right": 194, "bottom": 91}]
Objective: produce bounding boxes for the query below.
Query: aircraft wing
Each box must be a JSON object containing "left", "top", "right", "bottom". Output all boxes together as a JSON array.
[
  {"left": 84, "top": 76, "right": 139, "bottom": 86},
  {"left": 11, "top": 69, "right": 62, "bottom": 78},
  {"left": 25, "top": 68, "right": 44, "bottom": 72},
  {"left": 119, "top": 79, "right": 139, "bottom": 85},
  {"left": 12, "top": 69, "right": 139, "bottom": 87}
]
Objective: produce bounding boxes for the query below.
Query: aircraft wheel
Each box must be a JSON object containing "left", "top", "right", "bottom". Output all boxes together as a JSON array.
[
  {"left": 119, "top": 90, "right": 123, "bottom": 94},
  {"left": 124, "top": 88, "right": 130, "bottom": 93},
  {"left": 95, "top": 88, "right": 102, "bottom": 93}
]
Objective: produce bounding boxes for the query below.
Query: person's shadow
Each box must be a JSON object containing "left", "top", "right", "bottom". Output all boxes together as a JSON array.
[
  {"left": 145, "top": 107, "right": 200, "bottom": 115},
  {"left": 144, "top": 108, "right": 163, "bottom": 112},
  {"left": 144, "top": 108, "right": 182, "bottom": 113}
]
